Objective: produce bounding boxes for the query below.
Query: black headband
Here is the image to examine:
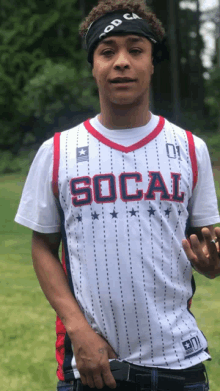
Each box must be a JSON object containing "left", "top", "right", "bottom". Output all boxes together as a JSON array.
[{"left": 85, "top": 11, "right": 160, "bottom": 65}]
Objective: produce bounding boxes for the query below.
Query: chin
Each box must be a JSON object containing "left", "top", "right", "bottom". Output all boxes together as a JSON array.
[{"left": 111, "top": 95, "right": 142, "bottom": 106}]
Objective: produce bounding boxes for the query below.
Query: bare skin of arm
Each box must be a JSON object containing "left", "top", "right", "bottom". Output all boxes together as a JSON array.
[
  {"left": 183, "top": 225, "right": 220, "bottom": 279},
  {"left": 32, "top": 231, "right": 117, "bottom": 389}
]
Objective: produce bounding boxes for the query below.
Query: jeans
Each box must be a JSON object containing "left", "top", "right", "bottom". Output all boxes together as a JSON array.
[
  {"left": 57, "top": 380, "right": 209, "bottom": 391},
  {"left": 57, "top": 363, "right": 209, "bottom": 391}
]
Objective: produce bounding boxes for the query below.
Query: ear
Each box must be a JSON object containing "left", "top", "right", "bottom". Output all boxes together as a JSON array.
[
  {"left": 92, "top": 66, "right": 96, "bottom": 81},
  {"left": 151, "top": 59, "right": 154, "bottom": 75}
]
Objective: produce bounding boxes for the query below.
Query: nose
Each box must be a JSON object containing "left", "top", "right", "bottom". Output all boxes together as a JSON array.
[{"left": 113, "top": 50, "right": 130, "bottom": 70}]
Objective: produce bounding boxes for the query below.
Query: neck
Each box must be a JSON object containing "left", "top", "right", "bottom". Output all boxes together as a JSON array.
[{"left": 98, "top": 99, "right": 151, "bottom": 130}]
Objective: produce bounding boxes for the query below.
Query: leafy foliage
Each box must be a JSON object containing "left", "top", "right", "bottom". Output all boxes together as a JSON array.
[
  {"left": 0, "top": 0, "right": 218, "bottom": 158},
  {"left": 205, "top": 68, "right": 220, "bottom": 130},
  {"left": 0, "top": 0, "right": 98, "bottom": 152}
]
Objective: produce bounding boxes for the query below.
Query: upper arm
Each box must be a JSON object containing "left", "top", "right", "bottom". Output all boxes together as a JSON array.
[
  {"left": 32, "top": 231, "right": 62, "bottom": 258},
  {"left": 15, "top": 140, "right": 61, "bottom": 234},
  {"left": 188, "top": 137, "right": 220, "bottom": 228}
]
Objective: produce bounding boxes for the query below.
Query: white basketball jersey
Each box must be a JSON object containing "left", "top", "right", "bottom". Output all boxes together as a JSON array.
[{"left": 52, "top": 116, "right": 211, "bottom": 380}]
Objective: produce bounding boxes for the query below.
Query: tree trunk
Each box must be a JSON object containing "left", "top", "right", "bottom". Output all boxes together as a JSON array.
[
  {"left": 217, "top": 0, "right": 220, "bottom": 132},
  {"left": 195, "top": 0, "right": 205, "bottom": 118},
  {"left": 167, "top": 0, "right": 181, "bottom": 124},
  {"left": 79, "top": 0, "right": 86, "bottom": 19}
]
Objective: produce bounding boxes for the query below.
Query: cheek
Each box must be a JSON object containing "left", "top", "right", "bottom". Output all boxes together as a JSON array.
[{"left": 93, "top": 65, "right": 108, "bottom": 86}]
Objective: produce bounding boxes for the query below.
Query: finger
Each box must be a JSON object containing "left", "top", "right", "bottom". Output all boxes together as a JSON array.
[
  {"left": 101, "top": 364, "right": 117, "bottom": 389},
  {"left": 80, "top": 374, "right": 87, "bottom": 386},
  {"left": 92, "top": 369, "right": 105, "bottom": 389},
  {"left": 189, "top": 234, "right": 208, "bottom": 264},
  {"left": 182, "top": 238, "right": 198, "bottom": 263},
  {"left": 214, "top": 226, "right": 220, "bottom": 242},
  {"left": 201, "top": 228, "right": 218, "bottom": 264},
  {"left": 108, "top": 348, "right": 118, "bottom": 359},
  {"left": 86, "top": 375, "right": 96, "bottom": 389}
]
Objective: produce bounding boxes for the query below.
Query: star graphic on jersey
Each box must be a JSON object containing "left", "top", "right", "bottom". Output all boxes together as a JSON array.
[
  {"left": 183, "top": 341, "right": 192, "bottom": 350},
  {"left": 110, "top": 210, "right": 118, "bottom": 219},
  {"left": 91, "top": 211, "right": 99, "bottom": 220},
  {"left": 79, "top": 148, "right": 86, "bottom": 156},
  {"left": 129, "top": 208, "right": 138, "bottom": 217},
  {"left": 165, "top": 208, "right": 171, "bottom": 217},
  {"left": 148, "top": 206, "right": 156, "bottom": 217},
  {"left": 76, "top": 215, "right": 82, "bottom": 222}
]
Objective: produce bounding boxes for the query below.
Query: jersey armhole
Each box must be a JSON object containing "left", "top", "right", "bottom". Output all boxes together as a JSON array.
[
  {"left": 185, "top": 131, "right": 198, "bottom": 191},
  {"left": 52, "top": 132, "right": 61, "bottom": 199}
]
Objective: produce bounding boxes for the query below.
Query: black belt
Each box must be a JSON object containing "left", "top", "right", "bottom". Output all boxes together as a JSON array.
[
  {"left": 74, "top": 361, "right": 207, "bottom": 391},
  {"left": 109, "top": 360, "right": 206, "bottom": 391}
]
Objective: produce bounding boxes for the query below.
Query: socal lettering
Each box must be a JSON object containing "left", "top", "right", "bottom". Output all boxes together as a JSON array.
[
  {"left": 70, "top": 172, "right": 185, "bottom": 207},
  {"left": 145, "top": 172, "right": 171, "bottom": 201},
  {"left": 93, "top": 174, "right": 117, "bottom": 204},
  {"left": 70, "top": 177, "right": 93, "bottom": 207},
  {"left": 171, "top": 173, "right": 185, "bottom": 202},
  {"left": 119, "top": 173, "right": 143, "bottom": 202}
]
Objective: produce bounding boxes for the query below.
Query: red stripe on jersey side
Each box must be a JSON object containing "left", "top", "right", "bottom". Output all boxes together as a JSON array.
[
  {"left": 56, "top": 315, "right": 66, "bottom": 381},
  {"left": 186, "top": 131, "right": 198, "bottom": 191},
  {"left": 52, "top": 132, "right": 61, "bottom": 198},
  {"left": 56, "top": 243, "right": 68, "bottom": 381},
  {"left": 84, "top": 116, "right": 165, "bottom": 153}
]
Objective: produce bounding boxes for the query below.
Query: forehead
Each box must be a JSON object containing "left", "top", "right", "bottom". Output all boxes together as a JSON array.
[{"left": 97, "top": 34, "right": 150, "bottom": 48}]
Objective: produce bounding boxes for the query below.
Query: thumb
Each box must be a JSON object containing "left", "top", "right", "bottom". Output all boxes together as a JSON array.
[{"left": 107, "top": 346, "right": 118, "bottom": 359}]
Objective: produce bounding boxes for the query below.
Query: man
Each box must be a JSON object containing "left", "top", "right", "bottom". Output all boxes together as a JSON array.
[{"left": 15, "top": 0, "right": 220, "bottom": 390}]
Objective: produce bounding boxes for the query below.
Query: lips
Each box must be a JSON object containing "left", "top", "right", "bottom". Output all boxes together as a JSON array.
[{"left": 110, "top": 78, "right": 136, "bottom": 84}]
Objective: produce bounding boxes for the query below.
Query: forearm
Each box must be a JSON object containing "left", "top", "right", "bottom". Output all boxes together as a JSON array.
[
  {"left": 32, "top": 232, "right": 117, "bottom": 389},
  {"left": 32, "top": 233, "right": 91, "bottom": 337}
]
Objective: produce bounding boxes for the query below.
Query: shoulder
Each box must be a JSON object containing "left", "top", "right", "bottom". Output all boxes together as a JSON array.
[
  {"left": 59, "top": 120, "right": 89, "bottom": 139},
  {"left": 163, "top": 118, "right": 208, "bottom": 151},
  {"left": 37, "top": 120, "right": 87, "bottom": 154}
]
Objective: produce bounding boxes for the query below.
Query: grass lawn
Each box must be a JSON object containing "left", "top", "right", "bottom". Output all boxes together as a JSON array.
[
  {"left": 0, "top": 175, "right": 57, "bottom": 391},
  {"left": 1, "top": 170, "right": 220, "bottom": 391}
]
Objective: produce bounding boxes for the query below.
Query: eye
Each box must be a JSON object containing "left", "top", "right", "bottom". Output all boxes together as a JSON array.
[
  {"left": 130, "top": 49, "right": 142, "bottom": 55},
  {"left": 102, "top": 50, "right": 114, "bottom": 56}
]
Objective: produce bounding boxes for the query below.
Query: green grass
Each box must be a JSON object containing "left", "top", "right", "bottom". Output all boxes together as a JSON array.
[
  {"left": 1, "top": 172, "right": 220, "bottom": 390},
  {"left": 0, "top": 175, "right": 57, "bottom": 391}
]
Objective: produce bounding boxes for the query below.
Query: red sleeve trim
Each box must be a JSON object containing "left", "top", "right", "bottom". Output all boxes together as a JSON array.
[
  {"left": 52, "top": 132, "right": 61, "bottom": 199},
  {"left": 84, "top": 116, "right": 165, "bottom": 153},
  {"left": 186, "top": 131, "right": 198, "bottom": 191}
]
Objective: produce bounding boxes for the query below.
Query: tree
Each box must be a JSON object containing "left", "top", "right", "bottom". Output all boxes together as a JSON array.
[
  {"left": 167, "top": 0, "right": 182, "bottom": 123},
  {"left": 0, "top": 0, "right": 98, "bottom": 152}
]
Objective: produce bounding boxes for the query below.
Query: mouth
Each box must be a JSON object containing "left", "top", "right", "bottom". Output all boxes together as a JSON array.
[{"left": 110, "top": 78, "right": 137, "bottom": 84}]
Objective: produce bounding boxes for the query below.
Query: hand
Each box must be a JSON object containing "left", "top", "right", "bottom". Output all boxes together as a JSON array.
[
  {"left": 182, "top": 226, "right": 220, "bottom": 279},
  {"left": 70, "top": 328, "right": 117, "bottom": 389}
]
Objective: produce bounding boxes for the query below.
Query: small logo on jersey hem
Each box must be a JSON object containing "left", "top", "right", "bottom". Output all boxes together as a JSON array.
[
  {"left": 181, "top": 335, "right": 203, "bottom": 359},
  {"left": 77, "top": 147, "right": 89, "bottom": 163}
]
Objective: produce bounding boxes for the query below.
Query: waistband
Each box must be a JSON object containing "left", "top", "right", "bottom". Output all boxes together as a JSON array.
[{"left": 109, "top": 360, "right": 207, "bottom": 390}]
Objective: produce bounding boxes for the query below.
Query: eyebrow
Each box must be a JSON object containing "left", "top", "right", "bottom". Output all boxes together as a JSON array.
[{"left": 100, "top": 36, "right": 145, "bottom": 46}]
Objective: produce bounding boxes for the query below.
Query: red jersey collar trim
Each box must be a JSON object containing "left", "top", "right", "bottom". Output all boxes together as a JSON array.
[{"left": 84, "top": 116, "right": 165, "bottom": 153}]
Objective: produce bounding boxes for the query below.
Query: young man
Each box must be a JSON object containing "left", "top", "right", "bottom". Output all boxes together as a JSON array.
[{"left": 15, "top": 1, "right": 220, "bottom": 390}]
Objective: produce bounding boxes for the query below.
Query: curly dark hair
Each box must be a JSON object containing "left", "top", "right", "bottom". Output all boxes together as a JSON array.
[{"left": 79, "top": 0, "right": 165, "bottom": 43}]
